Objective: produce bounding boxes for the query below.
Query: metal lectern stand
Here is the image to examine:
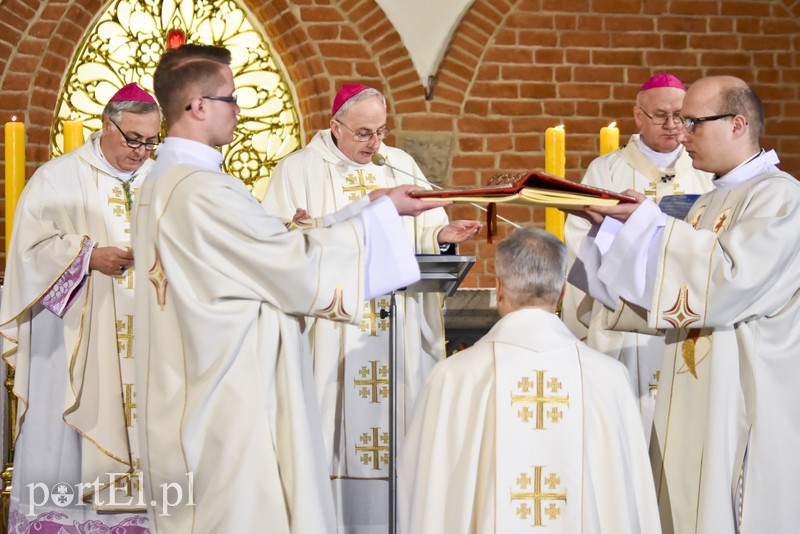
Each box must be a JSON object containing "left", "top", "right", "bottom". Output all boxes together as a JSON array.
[{"left": 383, "top": 254, "right": 476, "bottom": 534}]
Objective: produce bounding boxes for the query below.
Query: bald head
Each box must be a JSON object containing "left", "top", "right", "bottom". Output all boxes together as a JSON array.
[{"left": 678, "top": 76, "right": 763, "bottom": 176}]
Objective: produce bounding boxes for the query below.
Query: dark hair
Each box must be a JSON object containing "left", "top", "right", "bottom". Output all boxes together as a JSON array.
[
  {"left": 154, "top": 44, "right": 232, "bottom": 125},
  {"left": 719, "top": 86, "right": 764, "bottom": 145}
]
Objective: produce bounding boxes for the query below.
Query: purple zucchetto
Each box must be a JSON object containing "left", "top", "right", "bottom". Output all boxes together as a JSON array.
[{"left": 640, "top": 73, "right": 686, "bottom": 92}]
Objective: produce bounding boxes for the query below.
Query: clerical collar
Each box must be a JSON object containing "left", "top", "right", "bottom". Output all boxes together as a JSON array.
[
  {"left": 92, "top": 132, "right": 136, "bottom": 180},
  {"left": 713, "top": 149, "right": 780, "bottom": 191},
  {"left": 154, "top": 137, "right": 224, "bottom": 172},
  {"left": 634, "top": 135, "right": 682, "bottom": 169}
]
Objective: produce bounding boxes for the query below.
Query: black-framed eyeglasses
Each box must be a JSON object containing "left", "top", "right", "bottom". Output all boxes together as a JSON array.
[
  {"left": 678, "top": 114, "right": 737, "bottom": 134},
  {"left": 109, "top": 119, "right": 159, "bottom": 151},
  {"left": 184, "top": 95, "right": 238, "bottom": 111},
  {"left": 335, "top": 120, "right": 391, "bottom": 142},
  {"left": 639, "top": 108, "right": 681, "bottom": 126}
]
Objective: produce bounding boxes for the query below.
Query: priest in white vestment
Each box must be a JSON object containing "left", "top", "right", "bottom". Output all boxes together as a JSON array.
[
  {"left": 569, "top": 76, "right": 800, "bottom": 534},
  {"left": 262, "top": 84, "right": 480, "bottom": 533},
  {"left": 399, "top": 227, "right": 660, "bottom": 534},
  {"left": 134, "top": 44, "right": 450, "bottom": 534},
  {"left": 0, "top": 84, "right": 160, "bottom": 532},
  {"left": 563, "top": 73, "right": 712, "bottom": 443}
]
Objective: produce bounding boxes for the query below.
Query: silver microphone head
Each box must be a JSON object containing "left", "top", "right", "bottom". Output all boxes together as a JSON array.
[{"left": 371, "top": 153, "right": 387, "bottom": 166}]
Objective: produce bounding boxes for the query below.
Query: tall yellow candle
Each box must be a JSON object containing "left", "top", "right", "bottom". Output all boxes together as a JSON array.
[
  {"left": 600, "top": 121, "right": 620, "bottom": 155},
  {"left": 5, "top": 117, "right": 25, "bottom": 256},
  {"left": 544, "top": 125, "right": 565, "bottom": 241},
  {"left": 63, "top": 119, "right": 84, "bottom": 153}
]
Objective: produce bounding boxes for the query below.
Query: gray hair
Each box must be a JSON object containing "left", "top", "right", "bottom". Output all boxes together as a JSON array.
[
  {"left": 495, "top": 227, "right": 566, "bottom": 307},
  {"left": 332, "top": 88, "right": 386, "bottom": 121},
  {"left": 102, "top": 100, "right": 162, "bottom": 123}
]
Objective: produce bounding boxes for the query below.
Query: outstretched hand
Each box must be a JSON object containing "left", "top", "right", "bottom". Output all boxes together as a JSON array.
[
  {"left": 89, "top": 245, "right": 134, "bottom": 277},
  {"left": 438, "top": 220, "right": 482, "bottom": 244},
  {"left": 377, "top": 184, "right": 451, "bottom": 216},
  {"left": 563, "top": 189, "right": 645, "bottom": 225}
]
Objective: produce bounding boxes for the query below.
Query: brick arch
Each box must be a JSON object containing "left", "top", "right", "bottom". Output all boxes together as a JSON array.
[
  {"left": 0, "top": 1, "right": 105, "bottom": 163},
  {"left": 253, "top": 0, "right": 427, "bottom": 138}
]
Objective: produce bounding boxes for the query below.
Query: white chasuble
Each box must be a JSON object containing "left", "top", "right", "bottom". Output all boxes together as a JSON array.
[
  {"left": 648, "top": 166, "right": 800, "bottom": 534},
  {"left": 599, "top": 152, "right": 800, "bottom": 534},
  {"left": 0, "top": 134, "right": 152, "bottom": 530},
  {"left": 563, "top": 135, "right": 712, "bottom": 442},
  {"left": 263, "top": 131, "right": 447, "bottom": 531},
  {"left": 398, "top": 308, "right": 661, "bottom": 534},
  {"left": 495, "top": 346, "right": 582, "bottom": 533},
  {"left": 133, "top": 150, "right": 401, "bottom": 533}
]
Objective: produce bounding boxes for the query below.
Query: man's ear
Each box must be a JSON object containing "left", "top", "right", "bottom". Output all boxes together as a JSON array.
[
  {"left": 495, "top": 277, "right": 505, "bottom": 315},
  {"left": 731, "top": 114, "right": 749, "bottom": 139}
]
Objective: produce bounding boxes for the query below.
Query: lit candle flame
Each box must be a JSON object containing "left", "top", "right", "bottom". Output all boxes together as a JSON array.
[
  {"left": 608, "top": 121, "right": 617, "bottom": 128},
  {"left": 11, "top": 116, "right": 17, "bottom": 122},
  {"left": 556, "top": 124, "right": 565, "bottom": 130}
]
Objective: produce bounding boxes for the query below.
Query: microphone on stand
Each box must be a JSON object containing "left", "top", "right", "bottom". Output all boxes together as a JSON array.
[{"left": 370, "top": 153, "right": 521, "bottom": 229}]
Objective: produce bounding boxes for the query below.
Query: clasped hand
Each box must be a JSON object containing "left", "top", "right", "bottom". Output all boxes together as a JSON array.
[{"left": 89, "top": 245, "right": 134, "bottom": 276}]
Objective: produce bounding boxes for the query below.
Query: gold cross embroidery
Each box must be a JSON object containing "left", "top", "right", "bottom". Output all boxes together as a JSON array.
[
  {"left": 342, "top": 170, "right": 380, "bottom": 201},
  {"left": 149, "top": 246, "right": 168, "bottom": 311},
  {"left": 115, "top": 458, "right": 142, "bottom": 497},
  {"left": 511, "top": 466, "right": 567, "bottom": 527},
  {"left": 123, "top": 383, "right": 136, "bottom": 427},
  {"left": 359, "top": 299, "right": 389, "bottom": 336},
  {"left": 645, "top": 181, "right": 658, "bottom": 198},
  {"left": 355, "top": 360, "right": 389, "bottom": 403},
  {"left": 662, "top": 284, "right": 700, "bottom": 330},
  {"left": 356, "top": 427, "right": 390, "bottom": 470},
  {"left": 649, "top": 370, "right": 660, "bottom": 393},
  {"left": 512, "top": 371, "right": 570, "bottom": 430},
  {"left": 115, "top": 265, "right": 134, "bottom": 289},
  {"left": 108, "top": 184, "right": 134, "bottom": 222},
  {"left": 115, "top": 314, "right": 134, "bottom": 359}
]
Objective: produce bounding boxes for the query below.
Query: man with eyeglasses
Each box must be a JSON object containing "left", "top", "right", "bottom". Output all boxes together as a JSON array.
[
  {"left": 133, "top": 45, "right": 451, "bottom": 533},
  {"left": 0, "top": 83, "right": 160, "bottom": 530},
  {"left": 262, "top": 84, "right": 481, "bottom": 533},
  {"left": 568, "top": 75, "right": 800, "bottom": 534},
  {"left": 562, "top": 73, "right": 712, "bottom": 445}
]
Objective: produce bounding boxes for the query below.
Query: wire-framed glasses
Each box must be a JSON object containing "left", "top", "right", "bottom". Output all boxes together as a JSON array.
[
  {"left": 639, "top": 108, "right": 681, "bottom": 126},
  {"left": 335, "top": 120, "right": 391, "bottom": 142}
]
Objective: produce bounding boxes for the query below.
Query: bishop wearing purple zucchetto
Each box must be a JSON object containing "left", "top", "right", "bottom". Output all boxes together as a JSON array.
[
  {"left": 562, "top": 72, "right": 714, "bottom": 444},
  {"left": 0, "top": 83, "right": 160, "bottom": 532}
]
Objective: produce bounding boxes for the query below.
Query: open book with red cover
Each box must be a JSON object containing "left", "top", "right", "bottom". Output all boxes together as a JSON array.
[{"left": 409, "top": 169, "right": 636, "bottom": 209}]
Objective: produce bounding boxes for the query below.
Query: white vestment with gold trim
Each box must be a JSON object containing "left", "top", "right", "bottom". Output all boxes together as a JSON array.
[
  {"left": 262, "top": 130, "right": 448, "bottom": 533},
  {"left": 133, "top": 137, "right": 420, "bottom": 533},
  {"left": 563, "top": 135, "right": 712, "bottom": 442},
  {"left": 398, "top": 308, "right": 660, "bottom": 534},
  {"left": 0, "top": 135, "right": 151, "bottom": 530},
  {"left": 573, "top": 150, "right": 800, "bottom": 533}
]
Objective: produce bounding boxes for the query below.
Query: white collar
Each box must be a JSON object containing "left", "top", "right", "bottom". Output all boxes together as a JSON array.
[
  {"left": 152, "top": 137, "right": 224, "bottom": 174},
  {"left": 713, "top": 149, "right": 780, "bottom": 191},
  {"left": 634, "top": 134, "right": 682, "bottom": 169},
  {"left": 91, "top": 132, "right": 137, "bottom": 180}
]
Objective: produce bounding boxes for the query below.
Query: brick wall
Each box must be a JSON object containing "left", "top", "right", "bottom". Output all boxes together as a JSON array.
[{"left": 1, "top": 0, "right": 799, "bottom": 284}]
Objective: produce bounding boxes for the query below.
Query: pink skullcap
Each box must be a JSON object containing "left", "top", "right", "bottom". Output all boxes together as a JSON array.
[
  {"left": 640, "top": 73, "right": 686, "bottom": 92},
  {"left": 332, "top": 84, "right": 370, "bottom": 116},
  {"left": 109, "top": 83, "right": 157, "bottom": 104}
]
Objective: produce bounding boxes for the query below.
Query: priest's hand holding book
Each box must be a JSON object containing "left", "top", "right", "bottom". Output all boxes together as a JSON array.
[{"left": 564, "top": 189, "right": 645, "bottom": 225}]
